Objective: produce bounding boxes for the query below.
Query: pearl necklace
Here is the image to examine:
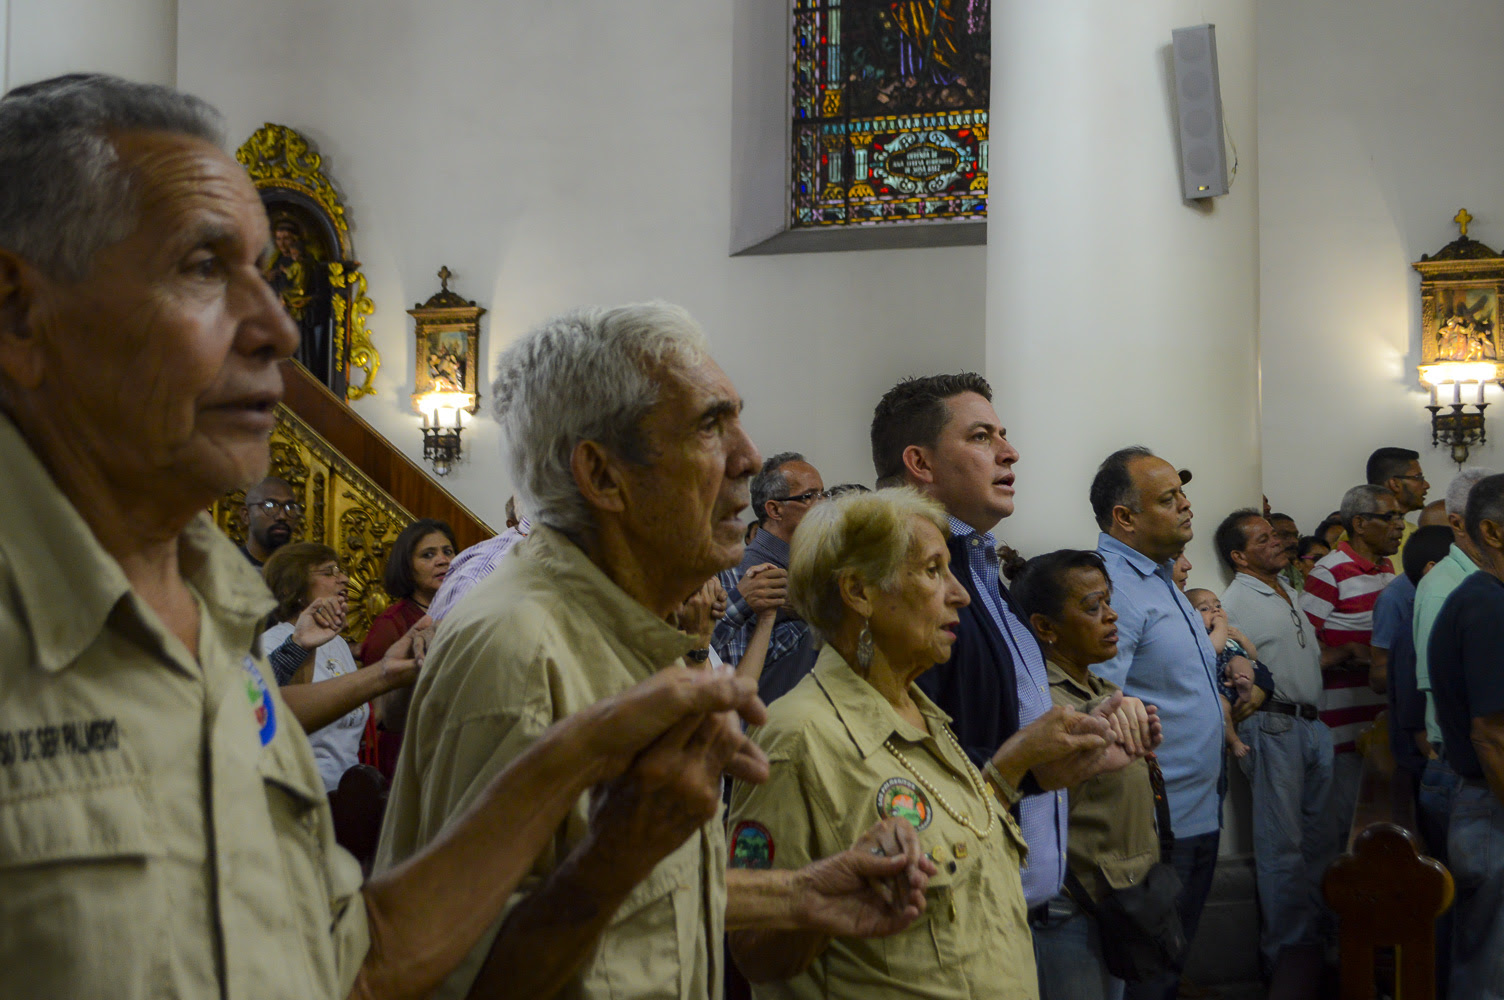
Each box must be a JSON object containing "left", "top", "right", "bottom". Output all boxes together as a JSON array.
[{"left": 883, "top": 724, "right": 996, "bottom": 840}]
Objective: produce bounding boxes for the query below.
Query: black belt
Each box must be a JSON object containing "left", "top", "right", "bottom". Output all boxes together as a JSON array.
[{"left": 1260, "top": 699, "right": 1318, "bottom": 721}]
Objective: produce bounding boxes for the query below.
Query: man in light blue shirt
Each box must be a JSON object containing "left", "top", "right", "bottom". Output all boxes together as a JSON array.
[{"left": 1092, "top": 447, "right": 1225, "bottom": 1000}]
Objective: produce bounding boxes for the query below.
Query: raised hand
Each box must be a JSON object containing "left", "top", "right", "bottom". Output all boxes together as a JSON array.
[
  {"left": 292, "top": 594, "right": 345, "bottom": 648},
  {"left": 738, "top": 564, "right": 789, "bottom": 615}
]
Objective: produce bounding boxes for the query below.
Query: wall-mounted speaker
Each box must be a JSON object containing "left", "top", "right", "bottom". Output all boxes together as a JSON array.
[{"left": 1171, "top": 24, "right": 1228, "bottom": 200}]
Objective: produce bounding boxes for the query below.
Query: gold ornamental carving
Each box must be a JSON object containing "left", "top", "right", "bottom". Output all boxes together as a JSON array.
[
  {"left": 1413, "top": 210, "right": 1504, "bottom": 381},
  {"left": 235, "top": 124, "right": 381, "bottom": 401},
  {"left": 212, "top": 404, "right": 413, "bottom": 640}
]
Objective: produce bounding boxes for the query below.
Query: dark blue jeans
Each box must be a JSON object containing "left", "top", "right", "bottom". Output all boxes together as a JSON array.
[{"left": 1123, "top": 830, "right": 1221, "bottom": 1000}]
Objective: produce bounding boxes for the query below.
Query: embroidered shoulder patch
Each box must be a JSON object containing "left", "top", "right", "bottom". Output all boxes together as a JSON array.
[
  {"left": 241, "top": 656, "right": 278, "bottom": 746},
  {"left": 730, "top": 820, "right": 775, "bottom": 869},
  {"left": 876, "top": 776, "right": 932, "bottom": 831}
]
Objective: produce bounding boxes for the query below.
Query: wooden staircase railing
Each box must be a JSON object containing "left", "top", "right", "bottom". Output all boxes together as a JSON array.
[
  {"left": 277, "top": 360, "right": 493, "bottom": 551},
  {"left": 1324, "top": 717, "right": 1454, "bottom": 1000},
  {"left": 212, "top": 360, "right": 494, "bottom": 637}
]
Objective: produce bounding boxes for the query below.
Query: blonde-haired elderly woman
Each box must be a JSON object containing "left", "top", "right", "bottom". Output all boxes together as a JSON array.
[{"left": 729, "top": 488, "right": 1052, "bottom": 999}]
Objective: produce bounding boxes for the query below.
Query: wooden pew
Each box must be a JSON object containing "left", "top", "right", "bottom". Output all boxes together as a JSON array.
[{"left": 1323, "top": 718, "right": 1454, "bottom": 1000}]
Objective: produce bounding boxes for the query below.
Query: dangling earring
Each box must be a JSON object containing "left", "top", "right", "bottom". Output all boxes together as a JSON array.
[{"left": 856, "top": 617, "right": 874, "bottom": 672}]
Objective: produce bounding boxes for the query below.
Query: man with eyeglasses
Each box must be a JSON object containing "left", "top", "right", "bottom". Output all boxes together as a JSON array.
[
  {"left": 240, "top": 475, "right": 304, "bottom": 567},
  {"left": 1365, "top": 447, "right": 1430, "bottom": 558},
  {"left": 713, "top": 451, "right": 826, "bottom": 703},
  {"left": 1215, "top": 509, "right": 1331, "bottom": 979},
  {"left": 1300, "top": 484, "right": 1402, "bottom": 857}
]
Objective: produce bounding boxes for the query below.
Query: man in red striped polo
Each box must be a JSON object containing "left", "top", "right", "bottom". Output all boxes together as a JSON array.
[{"left": 1299, "top": 484, "right": 1404, "bottom": 852}]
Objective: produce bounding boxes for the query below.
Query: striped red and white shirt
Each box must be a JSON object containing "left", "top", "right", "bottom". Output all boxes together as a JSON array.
[{"left": 1299, "top": 542, "right": 1393, "bottom": 753}]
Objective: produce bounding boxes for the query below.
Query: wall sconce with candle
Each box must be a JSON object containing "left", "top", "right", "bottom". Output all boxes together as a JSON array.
[
  {"left": 1413, "top": 210, "right": 1504, "bottom": 466},
  {"left": 410, "top": 267, "right": 484, "bottom": 476}
]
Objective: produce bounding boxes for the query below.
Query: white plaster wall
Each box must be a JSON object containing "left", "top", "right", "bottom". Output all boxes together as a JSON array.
[
  {"left": 177, "top": 0, "right": 987, "bottom": 528},
  {"left": 4, "top": 0, "right": 175, "bottom": 89},
  {"left": 1258, "top": 0, "right": 1504, "bottom": 535},
  {"left": 988, "top": 0, "right": 1262, "bottom": 593}
]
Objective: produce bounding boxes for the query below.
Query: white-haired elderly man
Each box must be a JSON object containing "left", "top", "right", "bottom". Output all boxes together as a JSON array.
[
  {"left": 375, "top": 303, "right": 934, "bottom": 1000},
  {"left": 0, "top": 73, "right": 778, "bottom": 1000}
]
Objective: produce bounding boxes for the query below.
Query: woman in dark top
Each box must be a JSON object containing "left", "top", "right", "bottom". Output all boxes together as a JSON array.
[{"left": 360, "top": 518, "right": 454, "bottom": 776}]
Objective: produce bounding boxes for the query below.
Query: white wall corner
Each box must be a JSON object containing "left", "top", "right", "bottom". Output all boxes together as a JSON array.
[{"left": 729, "top": 0, "right": 791, "bottom": 255}]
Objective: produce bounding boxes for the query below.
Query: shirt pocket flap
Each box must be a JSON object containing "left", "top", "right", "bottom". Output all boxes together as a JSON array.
[
  {"left": 257, "top": 724, "right": 328, "bottom": 812},
  {"left": 0, "top": 778, "right": 159, "bottom": 868},
  {"left": 1097, "top": 849, "right": 1158, "bottom": 891}
]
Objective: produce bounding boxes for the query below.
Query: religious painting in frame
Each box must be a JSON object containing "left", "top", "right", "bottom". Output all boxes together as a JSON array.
[
  {"left": 409, "top": 268, "right": 484, "bottom": 415},
  {"left": 236, "top": 123, "right": 381, "bottom": 400},
  {"left": 1414, "top": 214, "right": 1504, "bottom": 382}
]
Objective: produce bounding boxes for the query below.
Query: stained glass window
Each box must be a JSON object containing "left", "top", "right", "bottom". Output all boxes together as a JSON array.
[{"left": 791, "top": 0, "right": 989, "bottom": 229}]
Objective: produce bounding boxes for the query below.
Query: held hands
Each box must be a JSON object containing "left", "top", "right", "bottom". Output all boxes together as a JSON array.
[
  {"left": 372, "top": 617, "right": 428, "bottom": 692},
  {"left": 292, "top": 594, "right": 346, "bottom": 648},
  {"left": 580, "top": 669, "right": 771, "bottom": 888},
  {"left": 993, "top": 703, "right": 1113, "bottom": 792},
  {"left": 1103, "top": 696, "right": 1162, "bottom": 759},
  {"left": 792, "top": 817, "right": 937, "bottom": 938},
  {"left": 739, "top": 564, "right": 789, "bottom": 615}
]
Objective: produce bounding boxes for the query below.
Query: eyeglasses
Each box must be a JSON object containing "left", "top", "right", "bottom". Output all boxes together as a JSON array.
[
  {"left": 310, "top": 563, "right": 345, "bottom": 578},
  {"left": 772, "top": 488, "right": 826, "bottom": 505},
  {"left": 1288, "top": 606, "right": 1307, "bottom": 647},
  {"left": 252, "top": 499, "right": 305, "bottom": 516}
]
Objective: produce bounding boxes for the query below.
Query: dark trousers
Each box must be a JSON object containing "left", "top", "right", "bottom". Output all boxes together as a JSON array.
[{"left": 1124, "top": 830, "right": 1221, "bottom": 1000}]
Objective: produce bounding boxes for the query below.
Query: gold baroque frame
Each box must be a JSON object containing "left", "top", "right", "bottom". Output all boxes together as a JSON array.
[
  {"left": 236, "top": 124, "right": 381, "bottom": 400},
  {"left": 1414, "top": 210, "right": 1504, "bottom": 382},
  {"left": 409, "top": 266, "right": 484, "bottom": 414}
]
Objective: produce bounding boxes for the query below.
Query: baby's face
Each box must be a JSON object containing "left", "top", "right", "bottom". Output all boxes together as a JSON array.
[{"left": 1189, "top": 592, "right": 1221, "bottom": 631}]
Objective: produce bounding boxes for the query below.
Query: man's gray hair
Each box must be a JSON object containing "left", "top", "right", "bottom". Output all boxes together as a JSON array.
[
  {"left": 1339, "top": 484, "right": 1392, "bottom": 534},
  {"left": 750, "top": 451, "right": 804, "bottom": 525},
  {"left": 1445, "top": 468, "right": 1495, "bottom": 517},
  {"left": 492, "top": 302, "right": 709, "bottom": 541},
  {"left": 0, "top": 73, "right": 226, "bottom": 281}
]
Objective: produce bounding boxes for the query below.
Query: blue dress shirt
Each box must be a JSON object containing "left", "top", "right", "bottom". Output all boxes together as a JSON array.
[
  {"left": 949, "top": 516, "right": 1067, "bottom": 908},
  {"left": 1095, "top": 533, "right": 1224, "bottom": 837}
]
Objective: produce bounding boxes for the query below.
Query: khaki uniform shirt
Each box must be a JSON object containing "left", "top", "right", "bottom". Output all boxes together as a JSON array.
[
  {"left": 0, "top": 417, "right": 368, "bottom": 1000},
  {"left": 374, "top": 524, "right": 724, "bottom": 1000},
  {"left": 729, "top": 646, "right": 1037, "bottom": 1000},
  {"left": 1045, "top": 661, "right": 1159, "bottom": 903}
]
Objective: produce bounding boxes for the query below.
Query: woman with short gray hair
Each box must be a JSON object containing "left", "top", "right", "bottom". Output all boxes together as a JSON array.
[{"left": 729, "top": 487, "right": 1048, "bottom": 998}]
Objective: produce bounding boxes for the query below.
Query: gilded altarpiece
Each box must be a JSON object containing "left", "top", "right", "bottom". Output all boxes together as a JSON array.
[
  {"left": 236, "top": 124, "right": 381, "bottom": 401},
  {"left": 211, "top": 405, "right": 411, "bottom": 640}
]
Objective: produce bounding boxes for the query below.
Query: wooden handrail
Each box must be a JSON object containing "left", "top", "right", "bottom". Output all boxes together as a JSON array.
[{"left": 280, "top": 360, "right": 494, "bottom": 550}]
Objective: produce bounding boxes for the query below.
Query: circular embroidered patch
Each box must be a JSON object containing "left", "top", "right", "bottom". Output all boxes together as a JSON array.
[
  {"left": 876, "top": 777, "right": 932, "bottom": 831},
  {"left": 731, "top": 821, "right": 774, "bottom": 869},
  {"left": 240, "top": 656, "right": 277, "bottom": 747}
]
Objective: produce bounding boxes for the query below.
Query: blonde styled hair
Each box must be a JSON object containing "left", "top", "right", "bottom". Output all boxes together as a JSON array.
[{"left": 788, "top": 487, "right": 950, "bottom": 636}]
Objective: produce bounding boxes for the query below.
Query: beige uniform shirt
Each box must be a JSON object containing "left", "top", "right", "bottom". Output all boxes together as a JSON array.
[
  {"left": 374, "top": 524, "right": 726, "bottom": 1000},
  {"left": 728, "top": 646, "right": 1037, "bottom": 1000},
  {"left": 0, "top": 417, "right": 368, "bottom": 1000},
  {"left": 1045, "top": 661, "right": 1159, "bottom": 903}
]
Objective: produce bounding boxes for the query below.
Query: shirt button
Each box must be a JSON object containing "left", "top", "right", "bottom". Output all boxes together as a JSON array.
[{"left": 971, "top": 538, "right": 981, "bottom": 547}]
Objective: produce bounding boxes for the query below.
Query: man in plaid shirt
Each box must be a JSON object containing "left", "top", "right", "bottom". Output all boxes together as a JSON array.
[{"left": 712, "top": 451, "right": 825, "bottom": 703}]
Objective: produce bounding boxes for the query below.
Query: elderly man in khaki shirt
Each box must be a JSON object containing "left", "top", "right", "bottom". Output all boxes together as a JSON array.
[
  {"left": 376, "top": 303, "right": 934, "bottom": 1000},
  {"left": 0, "top": 74, "right": 772, "bottom": 1000}
]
